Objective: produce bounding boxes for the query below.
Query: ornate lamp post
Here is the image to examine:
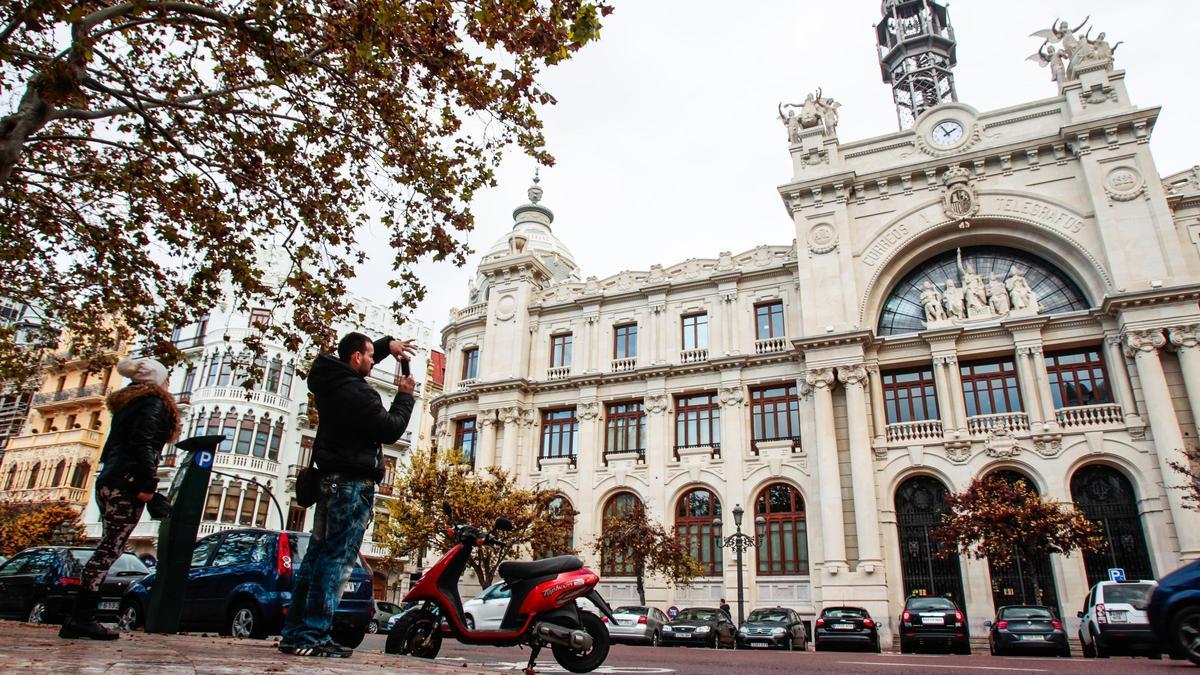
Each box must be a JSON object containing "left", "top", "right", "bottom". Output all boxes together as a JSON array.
[{"left": 713, "top": 504, "right": 766, "bottom": 625}]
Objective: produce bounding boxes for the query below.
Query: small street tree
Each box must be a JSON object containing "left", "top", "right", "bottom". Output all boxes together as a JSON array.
[
  {"left": 1169, "top": 447, "right": 1200, "bottom": 510},
  {"left": 0, "top": 502, "right": 86, "bottom": 556},
  {"left": 381, "top": 448, "right": 576, "bottom": 588},
  {"left": 933, "top": 474, "right": 1102, "bottom": 605},
  {"left": 591, "top": 500, "right": 702, "bottom": 605}
]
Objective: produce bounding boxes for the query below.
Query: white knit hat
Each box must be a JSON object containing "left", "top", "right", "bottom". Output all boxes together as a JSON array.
[{"left": 116, "top": 357, "right": 169, "bottom": 388}]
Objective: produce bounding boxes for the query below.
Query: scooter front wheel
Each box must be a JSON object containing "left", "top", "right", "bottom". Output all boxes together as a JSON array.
[
  {"left": 552, "top": 611, "right": 610, "bottom": 673},
  {"left": 385, "top": 609, "right": 443, "bottom": 659}
]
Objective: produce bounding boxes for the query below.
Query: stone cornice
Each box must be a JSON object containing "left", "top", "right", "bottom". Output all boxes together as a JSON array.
[
  {"left": 792, "top": 329, "right": 874, "bottom": 352},
  {"left": 1100, "top": 284, "right": 1200, "bottom": 315}
]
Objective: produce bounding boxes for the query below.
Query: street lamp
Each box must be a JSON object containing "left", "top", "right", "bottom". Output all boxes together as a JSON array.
[{"left": 713, "top": 504, "right": 766, "bottom": 625}]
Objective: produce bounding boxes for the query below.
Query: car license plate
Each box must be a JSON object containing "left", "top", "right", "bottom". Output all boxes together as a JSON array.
[
  {"left": 922, "top": 616, "right": 944, "bottom": 625},
  {"left": 343, "top": 581, "right": 358, "bottom": 594},
  {"left": 98, "top": 601, "right": 118, "bottom": 610},
  {"left": 1108, "top": 610, "right": 1128, "bottom": 623},
  {"left": 834, "top": 623, "right": 854, "bottom": 630},
  {"left": 751, "top": 642, "right": 769, "bottom": 648}
]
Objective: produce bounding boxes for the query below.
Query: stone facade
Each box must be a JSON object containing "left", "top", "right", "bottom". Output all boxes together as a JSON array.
[{"left": 430, "top": 27, "right": 1200, "bottom": 645}]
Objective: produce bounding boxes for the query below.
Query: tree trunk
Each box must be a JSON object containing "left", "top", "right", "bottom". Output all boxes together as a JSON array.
[
  {"left": 635, "top": 560, "right": 646, "bottom": 605},
  {"left": 0, "top": 80, "right": 53, "bottom": 187}
]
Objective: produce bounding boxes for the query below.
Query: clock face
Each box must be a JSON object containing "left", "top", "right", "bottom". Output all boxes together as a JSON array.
[{"left": 931, "top": 120, "right": 965, "bottom": 148}]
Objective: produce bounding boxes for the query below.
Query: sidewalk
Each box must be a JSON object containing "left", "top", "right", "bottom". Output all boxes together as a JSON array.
[{"left": 0, "top": 621, "right": 504, "bottom": 673}]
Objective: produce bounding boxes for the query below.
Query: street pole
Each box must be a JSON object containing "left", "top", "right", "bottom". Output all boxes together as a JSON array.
[{"left": 714, "top": 504, "right": 766, "bottom": 627}]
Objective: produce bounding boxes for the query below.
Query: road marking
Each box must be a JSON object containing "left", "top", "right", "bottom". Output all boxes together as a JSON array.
[
  {"left": 839, "top": 662, "right": 1047, "bottom": 672},
  {"left": 440, "top": 661, "right": 674, "bottom": 674}
]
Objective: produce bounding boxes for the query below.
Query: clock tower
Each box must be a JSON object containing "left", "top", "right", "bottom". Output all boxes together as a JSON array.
[{"left": 875, "top": 0, "right": 959, "bottom": 130}]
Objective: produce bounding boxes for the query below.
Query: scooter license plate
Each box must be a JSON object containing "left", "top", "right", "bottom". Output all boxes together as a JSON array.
[{"left": 343, "top": 582, "right": 358, "bottom": 594}]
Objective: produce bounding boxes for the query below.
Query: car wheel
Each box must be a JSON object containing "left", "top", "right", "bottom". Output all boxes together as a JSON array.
[
  {"left": 27, "top": 599, "right": 47, "bottom": 624},
  {"left": 989, "top": 639, "right": 998, "bottom": 657},
  {"left": 955, "top": 640, "right": 971, "bottom": 656},
  {"left": 1058, "top": 645, "right": 1072, "bottom": 658},
  {"left": 367, "top": 620, "right": 380, "bottom": 634},
  {"left": 1091, "top": 627, "right": 1109, "bottom": 658},
  {"left": 228, "top": 601, "right": 266, "bottom": 639},
  {"left": 464, "top": 614, "right": 475, "bottom": 631},
  {"left": 900, "top": 638, "right": 911, "bottom": 654},
  {"left": 118, "top": 601, "right": 143, "bottom": 632},
  {"left": 331, "top": 625, "right": 366, "bottom": 649},
  {"left": 710, "top": 633, "right": 719, "bottom": 649},
  {"left": 650, "top": 631, "right": 661, "bottom": 647},
  {"left": 1172, "top": 605, "right": 1200, "bottom": 666},
  {"left": 1081, "top": 630, "right": 1096, "bottom": 658},
  {"left": 386, "top": 608, "right": 442, "bottom": 658}
]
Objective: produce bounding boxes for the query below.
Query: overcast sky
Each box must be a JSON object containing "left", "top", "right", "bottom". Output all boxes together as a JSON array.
[{"left": 351, "top": 1, "right": 1200, "bottom": 344}]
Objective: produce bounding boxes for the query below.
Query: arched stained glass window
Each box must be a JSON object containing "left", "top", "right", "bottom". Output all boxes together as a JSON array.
[
  {"left": 877, "top": 247, "right": 1089, "bottom": 336},
  {"left": 675, "top": 488, "right": 722, "bottom": 576}
]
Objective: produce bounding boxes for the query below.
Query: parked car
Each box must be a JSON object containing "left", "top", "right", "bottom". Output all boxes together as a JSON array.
[
  {"left": 369, "top": 600, "right": 405, "bottom": 634},
  {"left": 603, "top": 605, "right": 669, "bottom": 646},
  {"left": 898, "top": 595, "right": 970, "bottom": 654},
  {"left": 736, "top": 606, "right": 808, "bottom": 650},
  {"left": 1078, "top": 579, "right": 1159, "bottom": 658},
  {"left": 462, "top": 581, "right": 511, "bottom": 631},
  {"left": 119, "top": 528, "right": 373, "bottom": 647},
  {"left": 0, "top": 546, "right": 148, "bottom": 624},
  {"left": 813, "top": 606, "right": 880, "bottom": 652},
  {"left": 984, "top": 605, "right": 1069, "bottom": 657},
  {"left": 661, "top": 606, "right": 737, "bottom": 648},
  {"left": 1150, "top": 559, "right": 1200, "bottom": 664}
]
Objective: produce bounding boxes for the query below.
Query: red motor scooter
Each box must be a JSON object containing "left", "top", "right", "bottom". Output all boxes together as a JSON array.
[{"left": 385, "top": 504, "right": 616, "bottom": 673}]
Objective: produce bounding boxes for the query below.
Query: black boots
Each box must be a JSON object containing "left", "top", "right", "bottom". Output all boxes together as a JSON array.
[{"left": 59, "top": 590, "right": 119, "bottom": 640}]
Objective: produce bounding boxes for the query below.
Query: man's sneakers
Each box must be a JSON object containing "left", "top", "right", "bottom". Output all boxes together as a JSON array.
[{"left": 279, "top": 641, "right": 353, "bottom": 658}]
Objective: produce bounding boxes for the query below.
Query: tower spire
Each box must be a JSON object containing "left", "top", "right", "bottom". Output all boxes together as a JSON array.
[{"left": 875, "top": 0, "right": 958, "bottom": 130}]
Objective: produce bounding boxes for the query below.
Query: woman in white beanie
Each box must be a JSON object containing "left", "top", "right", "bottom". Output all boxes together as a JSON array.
[{"left": 60, "top": 357, "right": 179, "bottom": 640}]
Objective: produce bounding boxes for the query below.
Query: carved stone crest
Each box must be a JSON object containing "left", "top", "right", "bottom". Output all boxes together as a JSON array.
[
  {"left": 806, "top": 223, "right": 838, "bottom": 255},
  {"left": 941, "top": 167, "right": 979, "bottom": 226},
  {"left": 578, "top": 401, "right": 599, "bottom": 421},
  {"left": 718, "top": 385, "right": 745, "bottom": 408},
  {"left": 1104, "top": 166, "right": 1145, "bottom": 202},
  {"left": 983, "top": 421, "right": 1023, "bottom": 458},
  {"left": 645, "top": 393, "right": 669, "bottom": 415},
  {"left": 1033, "top": 437, "right": 1062, "bottom": 458},
  {"left": 945, "top": 443, "right": 972, "bottom": 463}
]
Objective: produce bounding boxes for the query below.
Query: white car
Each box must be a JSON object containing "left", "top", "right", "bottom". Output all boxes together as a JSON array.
[
  {"left": 1077, "top": 579, "right": 1160, "bottom": 658},
  {"left": 463, "top": 582, "right": 512, "bottom": 630}
]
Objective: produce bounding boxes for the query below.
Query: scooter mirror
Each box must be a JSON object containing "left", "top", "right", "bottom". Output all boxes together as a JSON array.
[
  {"left": 442, "top": 501, "right": 452, "bottom": 518},
  {"left": 494, "top": 516, "right": 514, "bottom": 532}
]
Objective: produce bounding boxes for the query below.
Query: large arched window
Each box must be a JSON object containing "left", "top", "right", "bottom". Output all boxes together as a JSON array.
[
  {"left": 878, "top": 246, "right": 1090, "bottom": 336},
  {"left": 754, "top": 483, "right": 808, "bottom": 576},
  {"left": 895, "top": 475, "right": 965, "bottom": 602},
  {"left": 1071, "top": 465, "right": 1154, "bottom": 585},
  {"left": 26, "top": 462, "right": 41, "bottom": 489},
  {"left": 52, "top": 459, "right": 67, "bottom": 486},
  {"left": 676, "top": 488, "right": 722, "bottom": 576},
  {"left": 70, "top": 462, "right": 90, "bottom": 489},
  {"left": 601, "top": 492, "right": 640, "bottom": 577}
]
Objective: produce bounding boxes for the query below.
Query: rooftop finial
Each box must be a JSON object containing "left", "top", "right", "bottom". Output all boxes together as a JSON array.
[{"left": 528, "top": 168, "right": 544, "bottom": 204}]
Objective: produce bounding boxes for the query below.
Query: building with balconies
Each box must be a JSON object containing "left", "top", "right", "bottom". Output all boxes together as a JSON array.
[{"left": 430, "top": 6, "right": 1200, "bottom": 646}]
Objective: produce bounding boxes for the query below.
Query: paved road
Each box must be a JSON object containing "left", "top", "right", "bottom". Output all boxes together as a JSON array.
[{"left": 360, "top": 634, "right": 1184, "bottom": 673}]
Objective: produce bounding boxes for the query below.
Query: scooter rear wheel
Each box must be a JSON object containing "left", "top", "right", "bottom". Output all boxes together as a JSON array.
[
  {"left": 385, "top": 609, "right": 442, "bottom": 659},
  {"left": 552, "top": 612, "right": 610, "bottom": 673}
]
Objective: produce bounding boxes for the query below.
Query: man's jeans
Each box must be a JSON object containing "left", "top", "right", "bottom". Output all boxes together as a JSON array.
[{"left": 282, "top": 475, "right": 374, "bottom": 647}]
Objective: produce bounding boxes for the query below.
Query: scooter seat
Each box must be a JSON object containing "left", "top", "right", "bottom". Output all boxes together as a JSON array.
[{"left": 499, "top": 555, "right": 583, "bottom": 581}]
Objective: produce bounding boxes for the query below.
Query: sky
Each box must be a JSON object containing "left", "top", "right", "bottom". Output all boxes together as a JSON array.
[{"left": 351, "top": 0, "right": 1200, "bottom": 344}]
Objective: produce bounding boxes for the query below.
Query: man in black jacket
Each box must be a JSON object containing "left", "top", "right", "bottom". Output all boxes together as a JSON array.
[{"left": 281, "top": 332, "right": 416, "bottom": 657}]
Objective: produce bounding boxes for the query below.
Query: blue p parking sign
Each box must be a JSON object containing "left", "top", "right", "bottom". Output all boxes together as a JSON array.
[
  {"left": 1108, "top": 567, "right": 1126, "bottom": 582},
  {"left": 194, "top": 450, "right": 214, "bottom": 469}
]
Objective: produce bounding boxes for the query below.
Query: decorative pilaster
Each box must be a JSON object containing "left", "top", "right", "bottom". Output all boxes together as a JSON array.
[
  {"left": 934, "top": 354, "right": 967, "bottom": 434},
  {"left": 866, "top": 363, "right": 886, "bottom": 446},
  {"left": 1014, "top": 345, "right": 1047, "bottom": 431},
  {"left": 721, "top": 290, "right": 739, "bottom": 356},
  {"left": 477, "top": 409, "right": 499, "bottom": 469},
  {"left": 1103, "top": 334, "right": 1140, "bottom": 424},
  {"left": 838, "top": 364, "right": 882, "bottom": 570},
  {"left": 498, "top": 406, "right": 522, "bottom": 471},
  {"left": 806, "top": 367, "right": 846, "bottom": 573},
  {"left": 1029, "top": 345, "right": 1060, "bottom": 432},
  {"left": 649, "top": 303, "right": 667, "bottom": 365},
  {"left": 1123, "top": 329, "right": 1200, "bottom": 560}
]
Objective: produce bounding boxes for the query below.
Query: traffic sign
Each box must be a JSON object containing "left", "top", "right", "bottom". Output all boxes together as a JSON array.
[
  {"left": 667, "top": 605, "right": 679, "bottom": 619},
  {"left": 1108, "top": 567, "right": 1126, "bottom": 582}
]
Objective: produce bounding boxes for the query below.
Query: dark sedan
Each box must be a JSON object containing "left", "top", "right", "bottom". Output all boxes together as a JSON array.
[
  {"left": 985, "top": 605, "right": 1069, "bottom": 657},
  {"left": 899, "top": 595, "right": 970, "bottom": 654},
  {"left": 661, "top": 607, "right": 737, "bottom": 648},
  {"left": 1150, "top": 559, "right": 1200, "bottom": 663},
  {"left": 814, "top": 606, "right": 880, "bottom": 652},
  {"left": 737, "top": 607, "right": 808, "bottom": 650},
  {"left": 0, "top": 546, "right": 148, "bottom": 624}
]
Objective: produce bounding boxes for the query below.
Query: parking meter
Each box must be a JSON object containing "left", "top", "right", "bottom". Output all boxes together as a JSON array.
[{"left": 144, "top": 434, "right": 223, "bottom": 633}]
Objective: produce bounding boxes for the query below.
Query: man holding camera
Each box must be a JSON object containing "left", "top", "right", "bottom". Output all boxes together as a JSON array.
[{"left": 281, "top": 332, "right": 417, "bottom": 657}]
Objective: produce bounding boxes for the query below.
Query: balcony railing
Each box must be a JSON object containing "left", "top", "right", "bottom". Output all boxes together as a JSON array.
[
  {"left": 967, "top": 411, "right": 1030, "bottom": 435},
  {"left": 456, "top": 377, "right": 478, "bottom": 391},
  {"left": 0, "top": 486, "right": 87, "bottom": 504},
  {"left": 454, "top": 303, "right": 487, "bottom": 321},
  {"left": 32, "top": 384, "right": 109, "bottom": 406},
  {"left": 173, "top": 391, "right": 192, "bottom": 405},
  {"left": 212, "top": 452, "right": 279, "bottom": 476},
  {"left": 611, "top": 357, "right": 637, "bottom": 373},
  {"left": 172, "top": 335, "right": 205, "bottom": 350},
  {"left": 7, "top": 428, "right": 103, "bottom": 451},
  {"left": 885, "top": 419, "right": 944, "bottom": 443},
  {"left": 754, "top": 337, "right": 789, "bottom": 355},
  {"left": 674, "top": 442, "right": 720, "bottom": 460},
  {"left": 1056, "top": 403, "right": 1124, "bottom": 429},
  {"left": 603, "top": 448, "right": 646, "bottom": 465},
  {"left": 547, "top": 366, "right": 571, "bottom": 381},
  {"left": 680, "top": 348, "right": 709, "bottom": 364},
  {"left": 192, "top": 386, "right": 290, "bottom": 410},
  {"left": 750, "top": 435, "right": 802, "bottom": 454}
]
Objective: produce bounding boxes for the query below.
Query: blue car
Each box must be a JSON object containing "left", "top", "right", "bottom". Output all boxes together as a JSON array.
[
  {"left": 118, "top": 527, "right": 373, "bottom": 647},
  {"left": 1149, "top": 559, "right": 1200, "bottom": 664}
]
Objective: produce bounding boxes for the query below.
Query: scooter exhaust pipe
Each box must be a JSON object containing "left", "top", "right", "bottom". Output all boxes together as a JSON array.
[{"left": 534, "top": 622, "right": 594, "bottom": 651}]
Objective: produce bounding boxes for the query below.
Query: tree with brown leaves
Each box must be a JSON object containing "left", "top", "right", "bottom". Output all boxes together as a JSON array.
[
  {"left": 0, "top": 0, "right": 613, "bottom": 383},
  {"left": 592, "top": 499, "right": 702, "bottom": 606},
  {"left": 1169, "top": 447, "right": 1200, "bottom": 510},
  {"left": 933, "top": 474, "right": 1101, "bottom": 605},
  {"left": 0, "top": 502, "right": 86, "bottom": 556},
  {"left": 380, "top": 448, "right": 576, "bottom": 588}
]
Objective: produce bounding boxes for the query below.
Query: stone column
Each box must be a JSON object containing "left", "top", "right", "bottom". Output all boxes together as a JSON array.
[
  {"left": 1170, "top": 325, "right": 1200, "bottom": 436},
  {"left": 1125, "top": 329, "right": 1200, "bottom": 560},
  {"left": 720, "top": 291, "right": 737, "bottom": 356},
  {"left": 930, "top": 357, "right": 956, "bottom": 436},
  {"left": 806, "top": 367, "right": 846, "bottom": 572},
  {"left": 1103, "top": 334, "right": 1140, "bottom": 422},
  {"left": 1030, "top": 345, "right": 1060, "bottom": 431},
  {"left": 650, "top": 304, "right": 666, "bottom": 365},
  {"left": 1014, "top": 345, "right": 1046, "bottom": 431},
  {"left": 943, "top": 355, "right": 968, "bottom": 433},
  {"left": 476, "top": 410, "right": 498, "bottom": 469},
  {"left": 838, "top": 364, "right": 883, "bottom": 569},
  {"left": 645, "top": 392, "right": 672, "bottom": 516},
  {"left": 866, "top": 363, "right": 887, "bottom": 445},
  {"left": 499, "top": 406, "right": 521, "bottom": 471}
]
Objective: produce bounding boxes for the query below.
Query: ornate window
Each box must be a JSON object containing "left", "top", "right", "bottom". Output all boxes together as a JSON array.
[
  {"left": 614, "top": 324, "right": 638, "bottom": 359},
  {"left": 204, "top": 480, "right": 223, "bottom": 520},
  {"left": 536, "top": 494, "right": 576, "bottom": 558},
  {"left": 204, "top": 352, "right": 220, "bottom": 387},
  {"left": 877, "top": 247, "right": 1089, "bottom": 336},
  {"left": 217, "top": 352, "right": 233, "bottom": 386},
  {"left": 601, "top": 492, "right": 640, "bottom": 576},
  {"left": 281, "top": 363, "right": 294, "bottom": 398},
  {"left": 266, "top": 356, "right": 283, "bottom": 393},
  {"left": 605, "top": 401, "right": 645, "bottom": 456},
  {"left": 755, "top": 302, "right": 785, "bottom": 339},
  {"left": 540, "top": 409, "right": 578, "bottom": 462},
  {"left": 240, "top": 484, "right": 259, "bottom": 525},
  {"left": 70, "top": 462, "right": 90, "bottom": 489},
  {"left": 221, "top": 481, "right": 241, "bottom": 523},
  {"left": 454, "top": 418, "right": 477, "bottom": 466},
  {"left": 252, "top": 414, "right": 271, "bottom": 458},
  {"left": 461, "top": 348, "right": 479, "bottom": 380},
  {"left": 204, "top": 408, "right": 222, "bottom": 438},
  {"left": 1045, "top": 348, "right": 1112, "bottom": 409},
  {"left": 681, "top": 313, "right": 708, "bottom": 350},
  {"left": 754, "top": 483, "right": 808, "bottom": 576},
  {"left": 750, "top": 384, "right": 801, "bottom": 448},
  {"left": 882, "top": 368, "right": 940, "bottom": 423},
  {"left": 675, "top": 393, "right": 720, "bottom": 450},
  {"left": 220, "top": 409, "right": 238, "bottom": 452},
  {"left": 1071, "top": 465, "right": 1154, "bottom": 586},
  {"left": 26, "top": 462, "right": 40, "bottom": 489},
  {"left": 235, "top": 411, "right": 255, "bottom": 455},
  {"left": 675, "top": 488, "right": 723, "bottom": 576},
  {"left": 269, "top": 418, "right": 284, "bottom": 461},
  {"left": 52, "top": 459, "right": 67, "bottom": 486},
  {"left": 960, "top": 358, "right": 1022, "bottom": 417},
  {"left": 895, "top": 476, "right": 965, "bottom": 601},
  {"left": 550, "top": 334, "right": 573, "bottom": 368}
]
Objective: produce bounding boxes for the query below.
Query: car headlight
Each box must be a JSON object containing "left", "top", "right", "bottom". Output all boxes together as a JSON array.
[
  {"left": 773, "top": 627, "right": 787, "bottom": 636},
  {"left": 663, "top": 626, "right": 673, "bottom": 633},
  {"left": 695, "top": 626, "right": 711, "bottom": 634},
  {"left": 737, "top": 628, "right": 747, "bottom": 635}
]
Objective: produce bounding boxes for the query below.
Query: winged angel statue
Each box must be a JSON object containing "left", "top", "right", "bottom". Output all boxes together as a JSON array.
[{"left": 1027, "top": 16, "right": 1121, "bottom": 82}]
